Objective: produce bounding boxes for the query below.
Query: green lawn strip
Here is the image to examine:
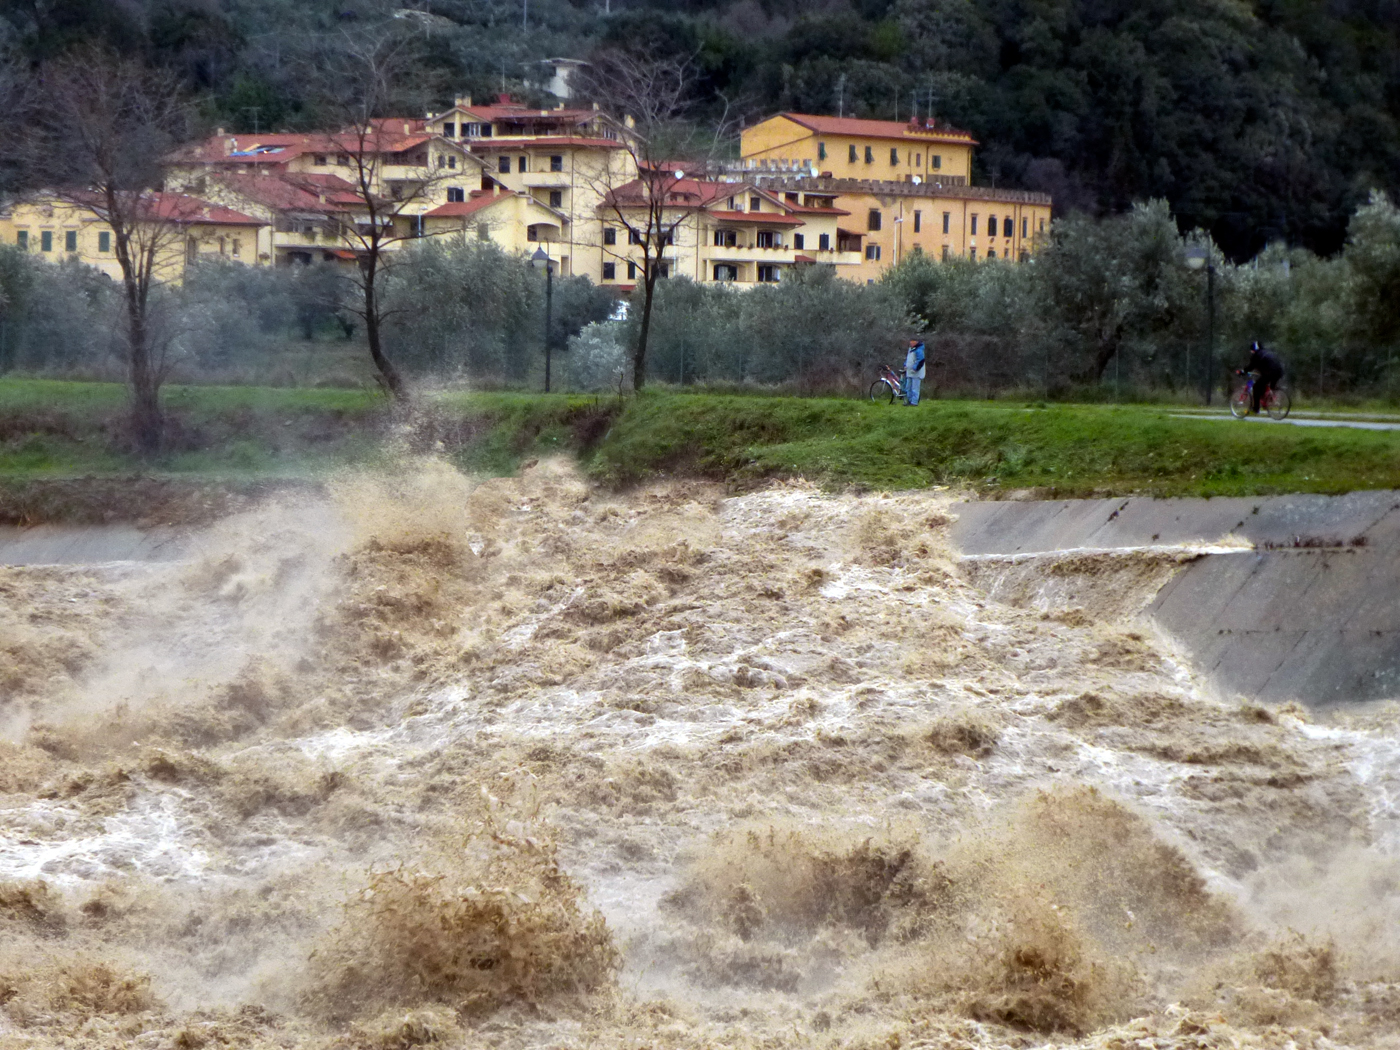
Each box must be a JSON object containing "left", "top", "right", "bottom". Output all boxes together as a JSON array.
[
  {"left": 3, "top": 380, "right": 1399, "bottom": 499},
  {"left": 588, "top": 396, "right": 1400, "bottom": 496}
]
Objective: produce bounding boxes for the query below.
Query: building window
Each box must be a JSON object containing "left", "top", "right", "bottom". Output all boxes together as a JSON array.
[
  {"left": 865, "top": 244, "right": 881, "bottom": 261},
  {"left": 232, "top": 238, "right": 241, "bottom": 257},
  {"left": 970, "top": 214, "right": 978, "bottom": 236},
  {"left": 713, "top": 228, "right": 736, "bottom": 247},
  {"left": 602, "top": 262, "right": 616, "bottom": 280},
  {"left": 550, "top": 155, "right": 563, "bottom": 171},
  {"left": 868, "top": 209, "right": 881, "bottom": 231},
  {"left": 549, "top": 190, "right": 563, "bottom": 208},
  {"left": 527, "top": 225, "right": 539, "bottom": 242},
  {"left": 314, "top": 154, "right": 327, "bottom": 165},
  {"left": 819, "top": 233, "right": 830, "bottom": 251},
  {"left": 337, "top": 154, "right": 349, "bottom": 166},
  {"left": 603, "top": 227, "right": 616, "bottom": 245},
  {"left": 750, "top": 195, "right": 761, "bottom": 211},
  {"left": 627, "top": 261, "right": 636, "bottom": 279},
  {"left": 1040, "top": 218, "right": 1046, "bottom": 232},
  {"left": 218, "top": 236, "right": 226, "bottom": 255},
  {"left": 969, "top": 247, "right": 976, "bottom": 260},
  {"left": 629, "top": 229, "right": 642, "bottom": 245},
  {"left": 915, "top": 154, "right": 921, "bottom": 167},
  {"left": 98, "top": 231, "right": 110, "bottom": 252},
  {"left": 64, "top": 230, "right": 77, "bottom": 252},
  {"left": 1004, "top": 216, "right": 1014, "bottom": 238},
  {"left": 818, "top": 142, "right": 827, "bottom": 161},
  {"left": 785, "top": 192, "right": 798, "bottom": 203},
  {"left": 757, "top": 264, "right": 779, "bottom": 283},
  {"left": 446, "top": 187, "right": 465, "bottom": 202},
  {"left": 518, "top": 155, "right": 528, "bottom": 172},
  {"left": 913, "top": 210, "right": 921, "bottom": 233},
  {"left": 848, "top": 144, "right": 858, "bottom": 162},
  {"left": 40, "top": 230, "right": 52, "bottom": 252},
  {"left": 988, "top": 215, "right": 997, "bottom": 237},
  {"left": 932, "top": 155, "right": 942, "bottom": 170},
  {"left": 756, "top": 230, "right": 778, "bottom": 248},
  {"left": 942, "top": 245, "right": 951, "bottom": 261},
  {"left": 942, "top": 212, "right": 950, "bottom": 234},
  {"left": 16, "top": 230, "right": 27, "bottom": 249},
  {"left": 479, "top": 124, "right": 492, "bottom": 137},
  {"left": 987, "top": 249, "right": 996, "bottom": 259},
  {"left": 499, "top": 156, "right": 510, "bottom": 173},
  {"left": 657, "top": 262, "right": 670, "bottom": 278},
  {"left": 890, "top": 147, "right": 898, "bottom": 165},
  {"left": 1020, "top": 250, "right": 1029, "bottom": 262},
  {"left": 713, "top": 263, "right": 737, "bottom": 281},
  {"left": 864, "top": 146, "right": 874, "bottom": 164},
  {"left": 477, "top": 222, "right": 490, "bottom": 241},
  {"left": 447, "top": 155, "right": 456, "bottom": 169},
  {"left": 793, "top": 233, "right": 804, "bottom": 250},
  {"left": 1022, "top": 217, "right": 1028, "bottom": 238}
]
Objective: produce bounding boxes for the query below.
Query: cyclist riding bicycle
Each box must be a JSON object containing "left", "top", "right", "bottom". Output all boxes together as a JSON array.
[{"left": 1243, "top": 340, "right": 1285, "bottom": 414}]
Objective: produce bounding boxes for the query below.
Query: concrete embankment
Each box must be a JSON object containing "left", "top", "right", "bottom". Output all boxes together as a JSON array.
[
  {"left": 0, "top": 525, "right": 188, "bottom": 565},
  {"left": 952, "top": 491, "right": 1400, "bottom": 706}
]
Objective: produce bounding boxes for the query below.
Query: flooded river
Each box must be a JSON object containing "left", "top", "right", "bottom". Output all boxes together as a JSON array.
[{"left": 2, "top": 460, "right": 1399, "bottom": 1049}]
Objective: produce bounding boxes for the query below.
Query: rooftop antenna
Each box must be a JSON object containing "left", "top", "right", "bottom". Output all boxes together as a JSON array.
[
  {"left": 523, "top": 0, "right": 527, "bottom": 30},
  {"left": 243, "top": 106, "right": 261, "bottom": 134},
  {"left": 835, "top": 73, "right": 846, "bottom": 118}
]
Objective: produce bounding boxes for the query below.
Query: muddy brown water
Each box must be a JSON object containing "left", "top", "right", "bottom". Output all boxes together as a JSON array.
[{"left": 2, "top": 466, "right": 1399, "bottom": 1050}]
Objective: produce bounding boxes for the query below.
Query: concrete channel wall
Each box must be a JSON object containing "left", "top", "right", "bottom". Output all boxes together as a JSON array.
[{"left": 952, "top": 492, "right": 1400, "bottom": 707}]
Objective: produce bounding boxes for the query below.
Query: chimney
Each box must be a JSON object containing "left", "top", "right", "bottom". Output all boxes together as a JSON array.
[
  {"left": 497, "top": 92, "right": 510, "bottom": 104},
  {"left": 216, "top": 127, "right": 225, "bottom": 136},
  {"left": 403, "top": 122, "right": 410, "bottom": 134},
  {"left": 624, "top": 114, "right": 635, "bottom": 129}
]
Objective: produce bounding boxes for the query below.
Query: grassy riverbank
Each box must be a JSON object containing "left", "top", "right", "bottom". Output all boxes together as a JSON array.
[{"left": 3, "top": 378, "right": 1399, "bottom": 521}]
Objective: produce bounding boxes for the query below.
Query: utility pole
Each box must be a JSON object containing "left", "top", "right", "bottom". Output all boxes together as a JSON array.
[{"left": 1205, "top": 259, "right": 1216, "bottom": 405}]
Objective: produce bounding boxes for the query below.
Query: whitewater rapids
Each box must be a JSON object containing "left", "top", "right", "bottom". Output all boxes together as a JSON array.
[{"left": 2, "top": 459, "right": 1399, "bottom": 1049}]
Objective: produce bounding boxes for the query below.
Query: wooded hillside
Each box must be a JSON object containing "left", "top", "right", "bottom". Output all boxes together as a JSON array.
[{"left": 1, "top": 0, "right": 1398, "bottom": 260}]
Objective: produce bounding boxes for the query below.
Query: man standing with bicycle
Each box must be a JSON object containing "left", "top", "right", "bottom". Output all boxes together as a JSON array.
[
  {"left": 1244, "top": 340, "right": 1285, "bottom": 414},
  {"left": 905, "top": 338, "right": 926, "bottom": 406}
]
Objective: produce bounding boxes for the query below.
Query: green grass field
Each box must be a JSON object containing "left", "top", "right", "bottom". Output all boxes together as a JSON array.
[{"left": 2, "top": 379, "right": 1399, "bottom": 519}]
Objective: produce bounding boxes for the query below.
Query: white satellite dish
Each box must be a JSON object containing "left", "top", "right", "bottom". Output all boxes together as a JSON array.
[
  {"left": 674, "top": 170, "right": 685, "bottom": 180},
  {"left": 912, "top": 175, "right": 922, "bottom": 185}
]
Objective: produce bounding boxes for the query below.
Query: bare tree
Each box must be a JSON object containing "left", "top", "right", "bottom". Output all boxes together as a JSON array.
[
  {"left": 581, "top": 52, "right": 734, "bottom": 391},
  {"left": 24, "top": 47, "right": 191, "bottom": 452},
  {"left": 309, "top": 32, "right": 457, "bottom": 401}
]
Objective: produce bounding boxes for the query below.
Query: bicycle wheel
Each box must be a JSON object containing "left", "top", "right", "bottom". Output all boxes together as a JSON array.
[
  {"left": 1229, "top": 385, "right": 1251, "bottom": 419},
  {"left": 1266, "top": 387, "right": 1291, "bottom": 420},
  {"left": 869, "top": 379, "right": 896, "bottom": 404}
]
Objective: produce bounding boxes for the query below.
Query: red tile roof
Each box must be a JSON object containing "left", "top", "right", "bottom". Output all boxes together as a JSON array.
[
  {"left": 424, "top": 191, "right": 516, "bottom": 218},
  {"left": 773, "top": 113, "right": 977, "bottom": 145},
  {"left": 212, "top": 172, "right": 363, "bottom": 212},
  {"left": 72, "top": 190, "right": 261, "bottom": 226},
  {"left": 468, "top": 137, "right": 626, "bottom": 150},
  {"left": 707, "top": 210, "right": 804, "bottom": 226},
  {"left": 605, "top": 178, "right": 735, "bottom": 208}
]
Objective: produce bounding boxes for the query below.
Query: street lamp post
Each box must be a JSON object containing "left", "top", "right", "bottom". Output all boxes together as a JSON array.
[
  {"left": 532, "top": 247, "right": 554, "bottom": 393},
  {"left": 1184, "top": 244, "right": 1216, "bottom": 405}
]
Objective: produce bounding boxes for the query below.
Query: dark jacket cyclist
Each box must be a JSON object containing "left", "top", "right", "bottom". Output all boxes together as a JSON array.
[{"left": 1244, "top": 341, "right": 1284, "bottom": 414}]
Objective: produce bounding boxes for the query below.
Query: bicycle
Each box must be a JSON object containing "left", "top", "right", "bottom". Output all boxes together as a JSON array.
[
  {"left": 869, "top": 364, "right": 906, "bottom": 404},
  {"left": 1230, "top": 370, "right": 1292, "bottom": 420}
]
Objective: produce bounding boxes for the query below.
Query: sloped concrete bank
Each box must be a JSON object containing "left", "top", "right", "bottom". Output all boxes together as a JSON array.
[{"left": 952, "top": 491, "right": 1400, "bottom": 706}]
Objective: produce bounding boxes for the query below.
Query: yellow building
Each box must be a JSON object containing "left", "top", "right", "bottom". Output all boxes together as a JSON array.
[
  {"left": 420, "top": 187, "right": 575, "bottom": 255},
  {"left": 738, "top": 113, "right": 1053, "bottom": 280},
  {"left": 741, "top": 113, "right": 976, "bottom": 185},
  {"left": 600, "top": 178, "right": 862, "bottom": 288},
  {"left": 165, "top": 125, "right": 484, "bottom": 220},
  {"left": 418, "top": 98, "right": 635, "bottom": 281},
  {"left": 0, "top": 193, "right": 267, "bottom": 282}
]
